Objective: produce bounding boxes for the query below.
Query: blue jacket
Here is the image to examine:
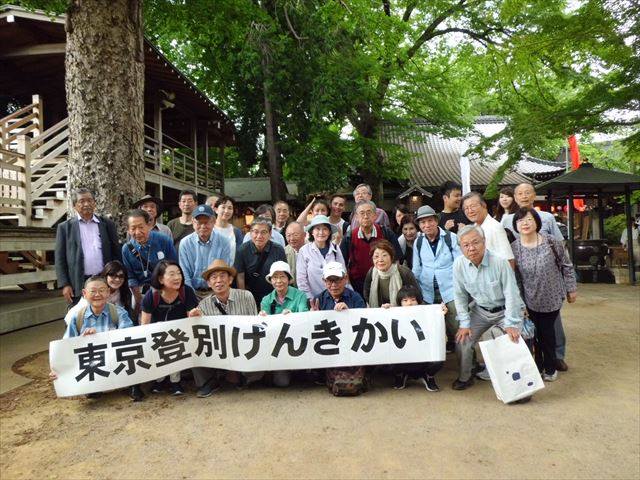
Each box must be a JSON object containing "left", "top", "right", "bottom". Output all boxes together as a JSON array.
[
  {"left": 412, "top": 228, "right": 461, "bottom": 304},
  {"left": 122, "top": 231, "right": 178, "bottom": 288}
]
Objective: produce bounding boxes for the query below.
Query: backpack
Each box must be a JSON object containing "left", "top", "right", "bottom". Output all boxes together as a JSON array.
[
  {"left": 151, "top": 286, "right": 186, "bottom": 309},
  {"left": 415, "top": 230, "right": 453, "bottom": 267},
  {"left": 75, "top": 303, "right": 119, "bottom": 334},
  {"left": 326, "top": 367, "right": 369, "bottom": 396}
]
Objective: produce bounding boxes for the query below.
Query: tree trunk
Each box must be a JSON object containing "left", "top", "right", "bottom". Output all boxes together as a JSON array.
[
  {"left": 259, "top": 41, "right": 287, "bottom": 202},
  {"left": 65, "top": 0, "right": 145, "bottom": 237},
  {"left": 355, "top": 112, "right": 385, "bottom": 204}
]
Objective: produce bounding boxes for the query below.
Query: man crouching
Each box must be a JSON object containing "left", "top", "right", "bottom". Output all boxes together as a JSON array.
[{"left": 49, "top": 276, "right": 141, "bottom": 401}]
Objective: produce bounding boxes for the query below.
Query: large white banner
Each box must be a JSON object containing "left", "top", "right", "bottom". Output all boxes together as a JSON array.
[{"left": 50, "top": 305, "right": 445, "bottom": 397}]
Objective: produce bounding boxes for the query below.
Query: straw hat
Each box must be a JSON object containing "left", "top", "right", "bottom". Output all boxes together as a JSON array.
[{"left": 201, "top": 259, "right": 237, "bottom": 280}]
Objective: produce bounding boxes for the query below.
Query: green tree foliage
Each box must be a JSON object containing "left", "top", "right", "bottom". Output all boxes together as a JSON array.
[
  {"left": 18, "top": 0, "right": 639, "bottom": 201},
  {"left": 476, "top": 0, "right": 639, "bottom": 197}
]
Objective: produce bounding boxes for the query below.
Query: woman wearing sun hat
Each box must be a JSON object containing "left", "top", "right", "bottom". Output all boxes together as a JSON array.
[
  {"left": 259, "top": 261, "right": 309, "bottom": 315},
  {"left": 296, "top": 215, "right": 347, "bottom": 300},
  {"left": 258, "top": 261, "right": 309, "bottom": 387}
]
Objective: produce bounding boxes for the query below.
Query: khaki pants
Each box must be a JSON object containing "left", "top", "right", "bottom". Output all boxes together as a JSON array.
[{"left": 456, "top": 305, "right": 507, "bottom": 382}]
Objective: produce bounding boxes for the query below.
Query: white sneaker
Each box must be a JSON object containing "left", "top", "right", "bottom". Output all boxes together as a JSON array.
[
  {"left": 543, "top": 371, "right": 558, "bottom": 382},
  {"left": 475, "top": 369, "right": 491, "bottom": 381}
]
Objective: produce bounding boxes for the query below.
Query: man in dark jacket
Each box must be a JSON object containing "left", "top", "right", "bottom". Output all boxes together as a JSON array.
[{"left": 55, "top": 188, "right": 121, "bottom": 307}]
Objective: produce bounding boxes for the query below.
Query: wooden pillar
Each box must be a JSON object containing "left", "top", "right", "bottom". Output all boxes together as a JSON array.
[
  {"left": 32, "top": 94, "right": 43, "bottom": 137},
  {"left": 624, "top": 186, "right": 636, "bottom": 285},
  {"left": 153, "top": 100, "right": 162, "bottom": 172},
  {"left": 597, "top": 191, "right": 605, "bottom": 241},
  {"left": 218, "top": 145, "right": 225, "bottom": 194},
  {"left": 16, "top": 135, "right": 32, "bottom": 227},
  {"left": 204, "top": 128, "right": 209, "bottom": 190},
  {"left": 191, "top": 117, "right": 198, "bottom": 189},
  {"left": 568, "top": 187, "right": 575, "bottom": 266}
]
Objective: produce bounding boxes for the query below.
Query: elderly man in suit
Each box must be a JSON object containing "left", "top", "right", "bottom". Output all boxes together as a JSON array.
[{"left": 55, "top": 188, "right": 121, "bottom": 307}]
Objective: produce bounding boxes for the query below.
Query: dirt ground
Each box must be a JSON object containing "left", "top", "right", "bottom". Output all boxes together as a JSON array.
[{"left": 1, "top": 284, "right": 638, "bottom": 480}]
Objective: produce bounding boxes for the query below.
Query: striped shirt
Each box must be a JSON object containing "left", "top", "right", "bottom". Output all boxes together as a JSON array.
[{"left": 199, "top": 289, "right": 258, "bottom": 316}]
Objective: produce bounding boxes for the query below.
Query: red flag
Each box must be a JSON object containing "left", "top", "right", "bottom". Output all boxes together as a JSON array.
[
  {"left": 567, "top": 135, "right": 585, "bottom": 211},
  {"left": 568, "top": 135, "right": 581, "bottom": 170}
]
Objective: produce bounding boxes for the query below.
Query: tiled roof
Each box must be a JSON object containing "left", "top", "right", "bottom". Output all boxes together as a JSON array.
[
  {"left": 380, "top": 122, "right": 532, "bottom": 190},
  {"left": 517, "top": 156, "right": 565, "bottom": 175}
]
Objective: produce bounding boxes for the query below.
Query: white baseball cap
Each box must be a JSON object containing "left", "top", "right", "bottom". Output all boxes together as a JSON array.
[
  {"left": 322, "top": 261, "right": 346, "bottom": 279},
  {"left": 265, "top": 261, "right": 292, "bottom": 282}
]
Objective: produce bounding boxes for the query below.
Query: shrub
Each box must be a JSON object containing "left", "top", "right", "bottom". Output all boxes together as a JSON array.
[{"left": 604, "top": 214, "right": 627, "bottom": 245}]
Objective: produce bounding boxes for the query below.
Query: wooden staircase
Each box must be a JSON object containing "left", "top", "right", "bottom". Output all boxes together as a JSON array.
[
  {"left": 1, "top": 95, "right": 224, "bottom": 229},
  {"left": 0, "top": 96, "right": 69, "bottom": 227}
]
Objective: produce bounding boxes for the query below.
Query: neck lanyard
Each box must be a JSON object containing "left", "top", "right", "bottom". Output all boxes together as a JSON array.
[{"left": 137, "top": 242, "right": 152, "bottom": 278}]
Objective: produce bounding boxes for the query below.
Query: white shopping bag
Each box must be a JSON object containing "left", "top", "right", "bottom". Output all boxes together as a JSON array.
[{"left": 479, "top": 334, "right": 545, "bottom": 404}]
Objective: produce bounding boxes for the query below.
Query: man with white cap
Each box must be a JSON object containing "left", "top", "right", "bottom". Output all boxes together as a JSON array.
[
  {"left": 297, "top": 215, "right": 347, "bottom": 300},
  {"left": 412, "top": 205, "right": 462, "bottom": 352},
  {"left": 311, "top": 261, "right": 366, "bottom": 311},
  {"left": 179, "top": 204, "right": 232, "bottom": 299}
]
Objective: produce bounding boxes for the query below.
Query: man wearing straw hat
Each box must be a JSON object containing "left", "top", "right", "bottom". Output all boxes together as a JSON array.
[{"left": 191, "top": 259, "right": 257, "bottom": 398}]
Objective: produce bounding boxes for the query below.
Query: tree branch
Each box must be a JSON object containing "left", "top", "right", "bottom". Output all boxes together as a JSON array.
[
  {"left": 428, "top": 27, "right": 503, "bottom": 47},
  {"left": 404, "top": 0, "right": 468, "bottom": 61},
  {"left": 382, "top": 0, "right": 391, "bottom": 16},
  {"left": 283, "top": 5, "right": 307, "bottom": 41},
  {"left": 402, "top": 2, "right": 416, "bottom": 22}
]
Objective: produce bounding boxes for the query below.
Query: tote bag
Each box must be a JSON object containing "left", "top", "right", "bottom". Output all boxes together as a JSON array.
[{"left": 479, "top": 333, "right": 545, "bottom": 404}]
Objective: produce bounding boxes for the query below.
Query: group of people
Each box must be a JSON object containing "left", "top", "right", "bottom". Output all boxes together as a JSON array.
[{"left": 53, "top": 180, "right": 578, "bottom": 401}]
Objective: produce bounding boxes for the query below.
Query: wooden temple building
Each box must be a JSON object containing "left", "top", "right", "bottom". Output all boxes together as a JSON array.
[{"left": 0, "top": 4, "right": 235, "bottom": 331}]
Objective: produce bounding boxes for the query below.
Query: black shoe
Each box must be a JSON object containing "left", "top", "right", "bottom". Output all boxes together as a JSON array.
[
  {"left": 392, "top": 373, "right": 407, "bottom": 390},
  {"left": 235, "top": 376, "right": 248, "bottom": 391},
  {"left": 555, "top": 359, "right": 569, "bottom": 372},
  {"left": 169, "top": 381, "right": 185, "bottom": 396},
  {"left": 452, "top": 378, "right": 475, "bottom": 391},
  {"left": 197, "top": 377, "right": 221, "bottom": 398},
  {"left": 129, "top": 385, "right": 145, "bottom": 402},
  {"left": 150, "top": 380, "right": 167, "bottom": 394},
  {"left": 309, "top": 370, "right": 326, "bottom": 386},
  {"left": 420, "top": 374, "right": 440, "bottom": 392},
  {"left": 85, "top": 392, "right": 102, "bottom": 399},
  {"left": 513, "top": 396, "right": 532, "bottom": 404},
  {"left": 446, "top": 341, "right": 456, "bottom": 353}
]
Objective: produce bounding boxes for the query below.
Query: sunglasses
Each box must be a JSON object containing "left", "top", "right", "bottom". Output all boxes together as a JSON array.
[{"left": 107, "top": 273, "right": 126, "bottom": 279}]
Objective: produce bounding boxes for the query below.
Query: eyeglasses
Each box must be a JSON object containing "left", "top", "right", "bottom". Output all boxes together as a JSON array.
[
  {"left": 358, "top": 210, "right": 375, "bottom": 217},
  {"left": 463, "top": 202, "right": 482, "bottom": 212},
  {"left": 86, "top": 288, "right": 109, "bottom": 295},
  {"left": 516, "top": 217, "right": 535, "bottom": 225},
  {"left": 324, "top": 277, "right": 344, "bottom": 285},
  {"left": 107, "top": 273, "right": 126, "bottom": 279},
  {"left": 460, "top": 239, "right": 483, "bottom": 250}
]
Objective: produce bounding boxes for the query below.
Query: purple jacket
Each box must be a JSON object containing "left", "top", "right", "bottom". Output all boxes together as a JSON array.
[{"left": 296, "top": 241, "right": 347, "bottom": 299}]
